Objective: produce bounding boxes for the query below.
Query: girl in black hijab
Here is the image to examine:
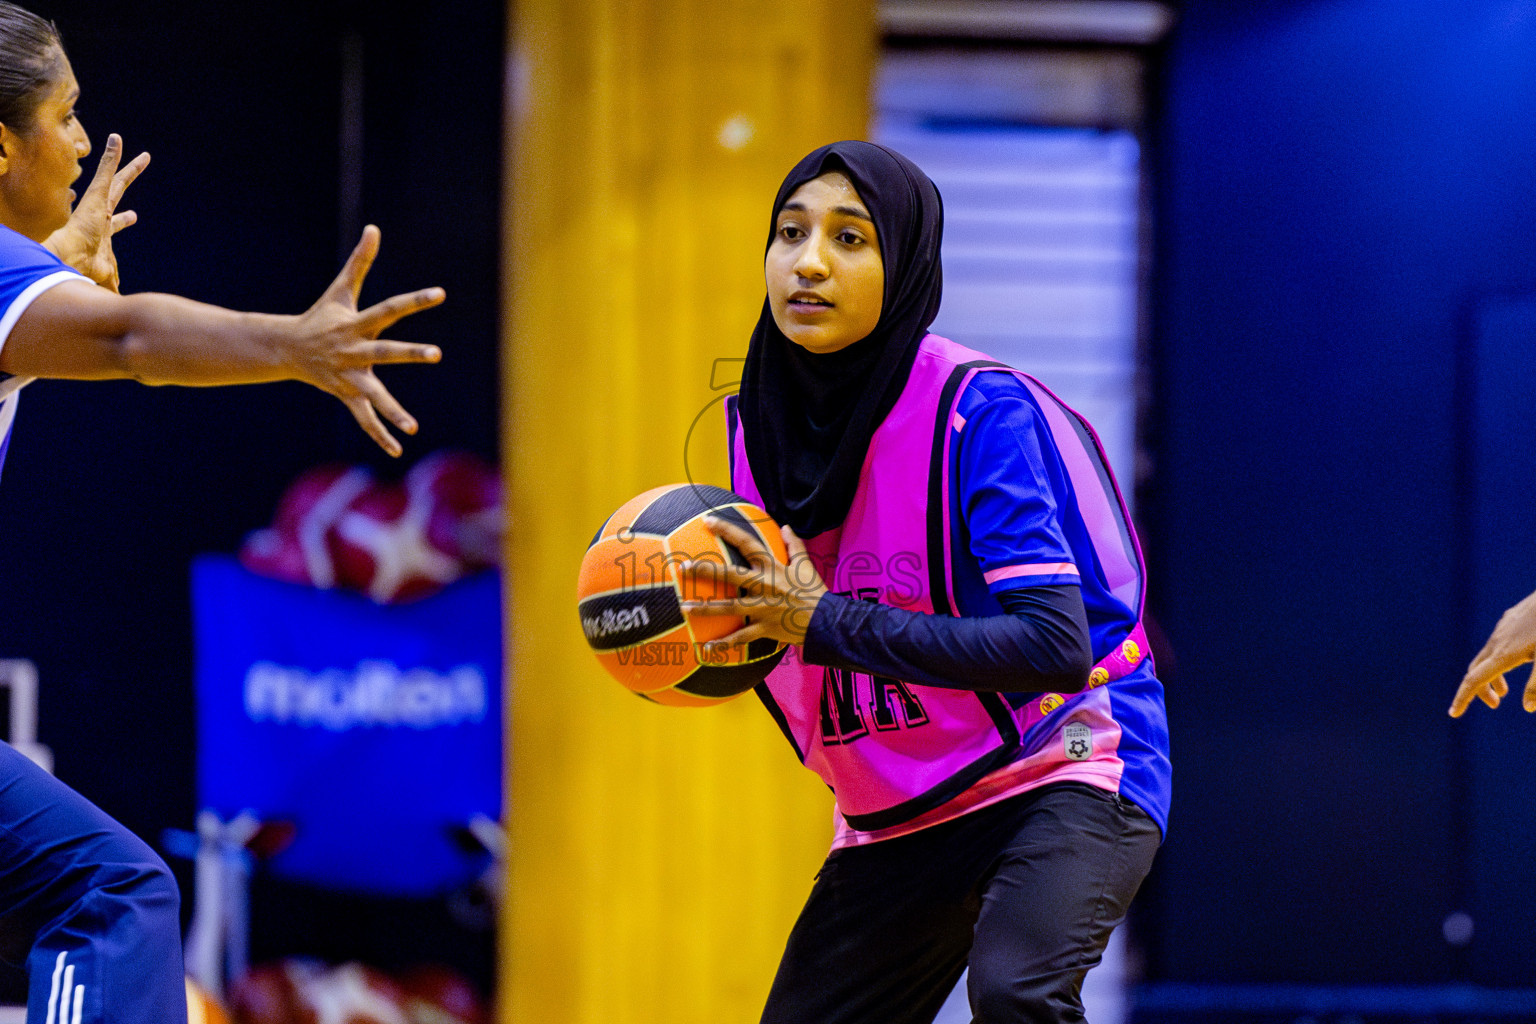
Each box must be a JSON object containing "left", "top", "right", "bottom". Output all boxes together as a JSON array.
[
  {"left": 685, "top": 141, "right": 1168, "bottom": 1023},
  {"left": 737, "top": 140, "right": 944, "bottom": 538}
]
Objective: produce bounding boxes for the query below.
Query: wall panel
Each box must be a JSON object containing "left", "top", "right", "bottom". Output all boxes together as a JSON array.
[{"left": 500, "top": 2, "right": 875, "bottom": 1020}]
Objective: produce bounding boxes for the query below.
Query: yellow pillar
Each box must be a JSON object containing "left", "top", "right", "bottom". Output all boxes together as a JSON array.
[{"left": 500, "top": 2, "right": 876, "bottom": 1022}]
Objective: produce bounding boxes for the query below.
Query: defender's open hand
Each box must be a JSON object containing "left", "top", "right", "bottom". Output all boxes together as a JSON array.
[
  {"left": 287, "top": 225, "right": 445, "bottom": 456},
  {"left": 1450, "top": 587, "right": 1536, "bottom": 716}
]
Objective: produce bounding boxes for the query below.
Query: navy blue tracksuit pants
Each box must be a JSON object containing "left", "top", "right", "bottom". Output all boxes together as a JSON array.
[{"left": 0, "top": 742, "right": 185, "bottom": 1024}]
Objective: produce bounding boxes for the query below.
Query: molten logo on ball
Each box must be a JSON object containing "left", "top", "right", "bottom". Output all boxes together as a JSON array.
[{"left": 580, "top": 603, "right": 652, "bottom": 641}]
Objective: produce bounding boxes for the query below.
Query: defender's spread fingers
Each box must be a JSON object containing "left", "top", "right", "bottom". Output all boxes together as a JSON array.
[
  {"left": 348, "top": 340, "right": 442, "bottom": 366},
  {"left": 355, "top": 374, "right": 417, "bottom": 434},
  {"left": 1462, "top": 654, "right": 1514, "bottom": 697},
  {"left": 342, "top": 391, "right": 401, "bottom": 457},
  {"left": 332, "top": 225, "right": 381, "bottom": 305},
  {"left": 85, "top": 134, "right": 122, "bottom": 194},
  {"left": 359, "top": 288, "right": 447, "bottom": 334},
  {"left": 1451, "top": 667, "right": 1499, "bottom": 716},
  {"left": 1450, "top": 682, "right": 1477, "bottom": 717},
  {"left": 108, "top": 152, "right": 150, "bottom": 208}
]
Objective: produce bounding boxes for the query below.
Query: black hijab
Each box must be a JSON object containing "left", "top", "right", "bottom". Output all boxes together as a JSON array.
[{"left": 737, "top": 140, "right": 944, "bottom": 538}]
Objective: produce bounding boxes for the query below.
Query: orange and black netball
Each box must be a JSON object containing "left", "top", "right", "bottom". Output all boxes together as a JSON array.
[{"left": 577, "top": 483, "right": 789, "bottom": 706}]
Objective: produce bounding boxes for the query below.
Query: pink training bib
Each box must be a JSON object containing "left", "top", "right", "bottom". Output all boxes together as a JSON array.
[{"left": 728, "top": 334, "right": 1151, "bottom": 832}]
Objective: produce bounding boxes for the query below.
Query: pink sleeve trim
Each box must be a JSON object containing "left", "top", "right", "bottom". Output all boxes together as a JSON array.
[{"left": 983, "top": 562, "right": 1080, "bottom": 584}]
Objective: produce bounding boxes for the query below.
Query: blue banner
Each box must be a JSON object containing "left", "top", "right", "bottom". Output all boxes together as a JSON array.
[{"left": 192, "top": 555, "right": 502, "bottom": 896}]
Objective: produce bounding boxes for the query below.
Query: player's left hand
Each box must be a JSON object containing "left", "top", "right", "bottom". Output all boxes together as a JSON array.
[
  {"left": 677, "top": 516, "right": 827, "bottom": 649},
  {"left": 45, "top": 133, "right": 150, "bottom": 293},
  {"left": 1450, "top": 586, "right": 1536, "bottom": 716}
]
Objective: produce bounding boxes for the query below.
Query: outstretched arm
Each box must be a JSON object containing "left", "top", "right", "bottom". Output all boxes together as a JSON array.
[
  {"left": 0, "top": 226, "right": 443, "bottom": 456},
  {"left": 1450, "top": 588, "right": 1536, "bottom": 716}
]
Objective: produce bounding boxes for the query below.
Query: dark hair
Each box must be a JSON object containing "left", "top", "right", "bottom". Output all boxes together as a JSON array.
[{"left": 0, "top": 2, "right": 60, "bottom": 134}]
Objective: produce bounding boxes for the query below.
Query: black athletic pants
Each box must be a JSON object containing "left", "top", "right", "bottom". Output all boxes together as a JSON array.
[{"left": 759, "top": 782, "right": 1161, "bottom": 1024}]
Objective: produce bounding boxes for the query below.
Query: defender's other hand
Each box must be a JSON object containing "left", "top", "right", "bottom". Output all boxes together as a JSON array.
[{"left": 45, "top": 133, "right": 150, "bottom": 292}]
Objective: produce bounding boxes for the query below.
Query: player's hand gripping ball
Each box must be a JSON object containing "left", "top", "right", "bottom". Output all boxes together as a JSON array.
[{"left": 577, "top": 484, "right": 789, "bottom": 706}]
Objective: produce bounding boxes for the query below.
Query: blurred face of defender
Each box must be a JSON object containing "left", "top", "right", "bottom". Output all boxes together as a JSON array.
[
  {"left": 766, "top": 171, "right": 884, "bottom": 355},
  {"left": 0, "top": 51, "right": 88, "bottom": 242}
]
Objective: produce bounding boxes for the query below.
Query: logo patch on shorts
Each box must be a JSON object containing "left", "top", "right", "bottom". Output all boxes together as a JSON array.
[{"left": 1063, "top": 722, "right": 1092, "bottom": 761}]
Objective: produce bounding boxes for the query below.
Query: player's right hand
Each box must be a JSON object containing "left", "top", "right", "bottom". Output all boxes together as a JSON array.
[
  {"left": 1450, "top": 587, "right": 1536, "bottom": 716},
  {"left": 45, "top": 133, "right": 150, "bottom": 293},
  {"left": 287, "top": 225, "right": 444, "bottom": 456}
]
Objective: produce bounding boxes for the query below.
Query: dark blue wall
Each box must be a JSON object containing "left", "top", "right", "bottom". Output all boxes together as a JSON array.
[
  {"left": 0, "top": 0, "right": 501, "bottom": 973},
  {"left": 1149, "top": 0, "right": 1536, "bottom": 984}
]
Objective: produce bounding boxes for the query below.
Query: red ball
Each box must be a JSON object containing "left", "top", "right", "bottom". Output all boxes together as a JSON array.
[
  {"left": 242, "top": 453, "right": 501, "bottom": 603},
  {"left": 405, "top": 451, "right": 501, "bottom": 571},
  {"left": 239, "top": 465, "right": 372, "bottom": 588}
]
